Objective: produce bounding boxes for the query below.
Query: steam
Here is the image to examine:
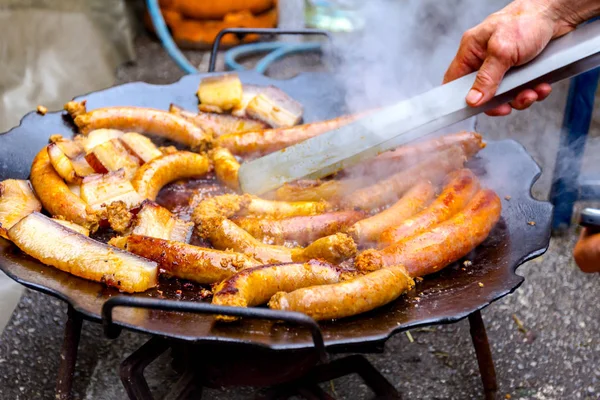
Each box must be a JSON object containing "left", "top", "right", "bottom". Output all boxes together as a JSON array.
[{"left": 324, "top": 0, "right": 508, "bottom": 123}]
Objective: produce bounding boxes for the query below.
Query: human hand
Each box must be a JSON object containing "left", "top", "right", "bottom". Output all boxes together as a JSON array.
[{"left": 444, "top": 0, "right": 581, "bottom": 116}]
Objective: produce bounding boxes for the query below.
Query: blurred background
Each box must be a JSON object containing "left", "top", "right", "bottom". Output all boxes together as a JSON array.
[{"left": 0, "top": 0, "right": 598, "bottom": 398}]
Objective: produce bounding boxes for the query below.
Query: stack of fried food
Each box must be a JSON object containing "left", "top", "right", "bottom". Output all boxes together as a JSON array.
[
  {"left": 145, "top": 0, "right": 278, "bottom": 48},
  {"left": 0, "top": 73, "right": 501, "bottom": 322}
]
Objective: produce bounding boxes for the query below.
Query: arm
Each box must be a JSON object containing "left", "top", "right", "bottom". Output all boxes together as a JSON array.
[{"left": 445, "top": 0, "right": 600, "bottom": 116}]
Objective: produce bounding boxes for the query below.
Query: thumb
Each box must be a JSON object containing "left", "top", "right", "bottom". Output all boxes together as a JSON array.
[{"left": 466, "top": 55, "right": 512, "bottom": 107}]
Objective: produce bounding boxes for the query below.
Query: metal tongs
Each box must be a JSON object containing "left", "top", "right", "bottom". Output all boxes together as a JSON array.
[{"left": 238, "top": 20, "right": 600, "bottom": 195}]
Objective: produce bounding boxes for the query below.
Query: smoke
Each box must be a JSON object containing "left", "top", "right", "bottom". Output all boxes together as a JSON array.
[{"left": 324, "top": 0, "right": 508, "bottom": 122}]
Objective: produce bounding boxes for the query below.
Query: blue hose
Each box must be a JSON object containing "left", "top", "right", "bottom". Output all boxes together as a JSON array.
[
  {"left": 147, "top": 0, "right": 323, "bottom": 75},
  {"left": 146, "top": 0, "right": 198, "bottom": 74}
]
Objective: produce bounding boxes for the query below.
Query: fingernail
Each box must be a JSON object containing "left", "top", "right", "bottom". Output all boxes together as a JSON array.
[{"left": 466, "top": 89, "right": 483, "bottom": 105}]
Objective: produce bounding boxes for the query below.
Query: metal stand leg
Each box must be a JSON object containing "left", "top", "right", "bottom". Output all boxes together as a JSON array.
[
  {"left": 55, "top": 305, "right": 83, "bottom": 400},
  {"left": 120, "top": 336, "right": 170, "bottom": 400},
  {"left": 164, "top": 370, "right": 202, "bottom": 400},
  {"left": 469, "top": 311, "right": 498, "bottom": 400},
  {"left": 309, "top": 355, "right": 401, "bottom": 399},
  {"left": 257, "top": 354, "right": 399, "bottom": 400},
  {"left": 550, "top": 68, "right": 600, "bottom": 233}
]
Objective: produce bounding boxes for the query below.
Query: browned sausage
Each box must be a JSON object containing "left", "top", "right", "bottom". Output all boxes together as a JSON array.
[
  {"left": 29, "top": 147, "right": 99, "bottom": 231},
  {"left": 379, "top": 169, "right": 480, "bottom": 246},
  {"left": 199, "top": 218, "right": 356, "bottom": 264},
  {"left": 274, "top": 178, "right": 367, "bottom": 202},
  {"left": 292, "top": 233, "right": 357, "bottom": 264},
  {"left": 355, "top": 189, "right": 501, "bottom": 277},
  {"left": 232, "top": 210, "right": 366, "bottom": 245},
  {"left": 132, "top": 151, "right": 210, "bottom": 200},
  {"left": 269, "top": 265, "right": 414, "bottom": 321},
  {"left": 210, "top": 147, "right": 241, "bottom": 191},
  {"left": 342, "top": 131, "right": 485, "bottom": 178},
  {"left": 343, "top": 146, "right": 467, "bottom": 211},
  {"left": 216, "top": 113, "right": 362, "bottom": 156},
  {"left": 64, "top": 102, "right": 213, "bottom": 151},
  {"left": 347, "top": 181, "right": 435, "bottom": 245},
  {"left": 191, "top": 194, "right": 328, "bottom": 222},
  {"left": 122, "top": 235, "right": 260, "bottom": 284},
  {"left": 212, "top": 260, "right": 342, "bottom": 321}
]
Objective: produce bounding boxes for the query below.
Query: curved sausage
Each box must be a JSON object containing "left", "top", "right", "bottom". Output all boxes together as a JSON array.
[
  {"left": 216, "top": 113, "right": 361, "bottom": 156},
  {"left": 199, "top": 218, "right": 356, "bottom": 264},
  {"left": 379, "top": 169, "right": 480, "bottom": 246},
  {"left": 347, "top": 181, "right": 435, "bottom": 245},
  {"left": 343, "top": 146, "right": 467, "bottom": 211},
  {"left": 292, "top": 233, "right": 357, "bottom": 264},
  {"left": 210, "top": 147, "right": 241, "bottom": 191},
  {"left": 29, "top": 147, "right": 99, "bottom": 231},
  {"left": 199, "top": 217, "right": 296, "bottom": 264},
  {"left": 132, "top": 151, "right": 210, "bottom": 200},
  {"left": 212, "top": 260, "right": 342, "bottom": 321},
  {"left": 122, "top": 235, "right": 260, "bottom": 284},
  {"left": 355, "top": 189, "right": 502, "bottom": 277},
  {"left": 342, "top": 131, "right": 485, "bottom": 178},
  {"left": 269, "top": 265, "right": 414, "bottom": 321},
  {"left": 232, "top": 210, "right": 366, "bottom": 245},
  {"left": 64, "top": 102, "right": 213, "bottom": 151}
]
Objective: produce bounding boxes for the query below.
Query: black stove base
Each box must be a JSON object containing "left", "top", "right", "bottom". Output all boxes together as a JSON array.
[{"left": 54, "top": 305, "right": 497, "bottom": 400}]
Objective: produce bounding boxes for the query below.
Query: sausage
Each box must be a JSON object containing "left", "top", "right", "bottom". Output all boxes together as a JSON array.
[
  {"left": 274, "top": 178, "right": 366, "bottom": 202},
  {"left": 191, "top": 194, "right": 328, "bottom": 222},
  {"left": 122, "top": 235, "right": 261, "bottom": 284},
  {"left": 216, "top": 113, "right": 362, "bottom": 156},
  {"left": 343, "top": 146, "right": 467, "bottom": 211},
  {"left": 210, "top": 147, "right": 241, "bottom": 191},
  {"left": 347, "top": 181, "right": 435, "bottom": 245},
  {"left": 64, "top": 102, "right": 213, "bottom": 151},
  {"left": 132, "top": 151, "right": 210, "bottom": 201},
  {"left": 242, "top": 196, "right": 329, "bottom": 218},
  {"left": 269, "top": 265, "right": 414, "bottom": 321},
  {"left": 354, "top": 189, "right": 502, "bottom": 276},
  {"left": 199, "top": 217, "right": 297, "bottom": 264},
  {"left": 199, "top": 218, "right": 356, "bottom": 264},
  {"left": 379, "top": 169, "right": 480, "bottom": 246},
  {"left": 232, "top": 210, "right": 366, "bottom": 245},
  {"left": 212, "top": 260, "right": 342, "bottom": 321},
  {"left": 190, "top": 194, "right": 249, "bottom": 220},
  {"left": 29, "top": 147, "right": 99, "bottom": 231},
  {"left": 292, "top": 233, "right": 357, "bottom": 264},
  {"left": 342, "top": 131, "right": 485, "bottom": 178}
]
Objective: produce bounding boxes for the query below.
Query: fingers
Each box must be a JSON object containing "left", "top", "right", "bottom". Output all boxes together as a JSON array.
[
  {"left": 509, "top": 89, "right": 538, "bottom": 110},
  {"left": 466, "top": 55, "right": 512, "bottom": 107},
  {"left": 443, "top": 28, "right": 490, "bottom": 84},
  {"left": 484, "top": 83, "right": 553, "bottom": 116},
  {"left": 534, "top": 83, "right": 552, "bottom": 101},
  {"left": 485, "top": 104, "right": 512, "bottom": 117}
]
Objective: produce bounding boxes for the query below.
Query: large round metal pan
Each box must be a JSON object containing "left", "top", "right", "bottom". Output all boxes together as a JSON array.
[{"left": 0, "top": 72, "right": 552, "bottom": 352}]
